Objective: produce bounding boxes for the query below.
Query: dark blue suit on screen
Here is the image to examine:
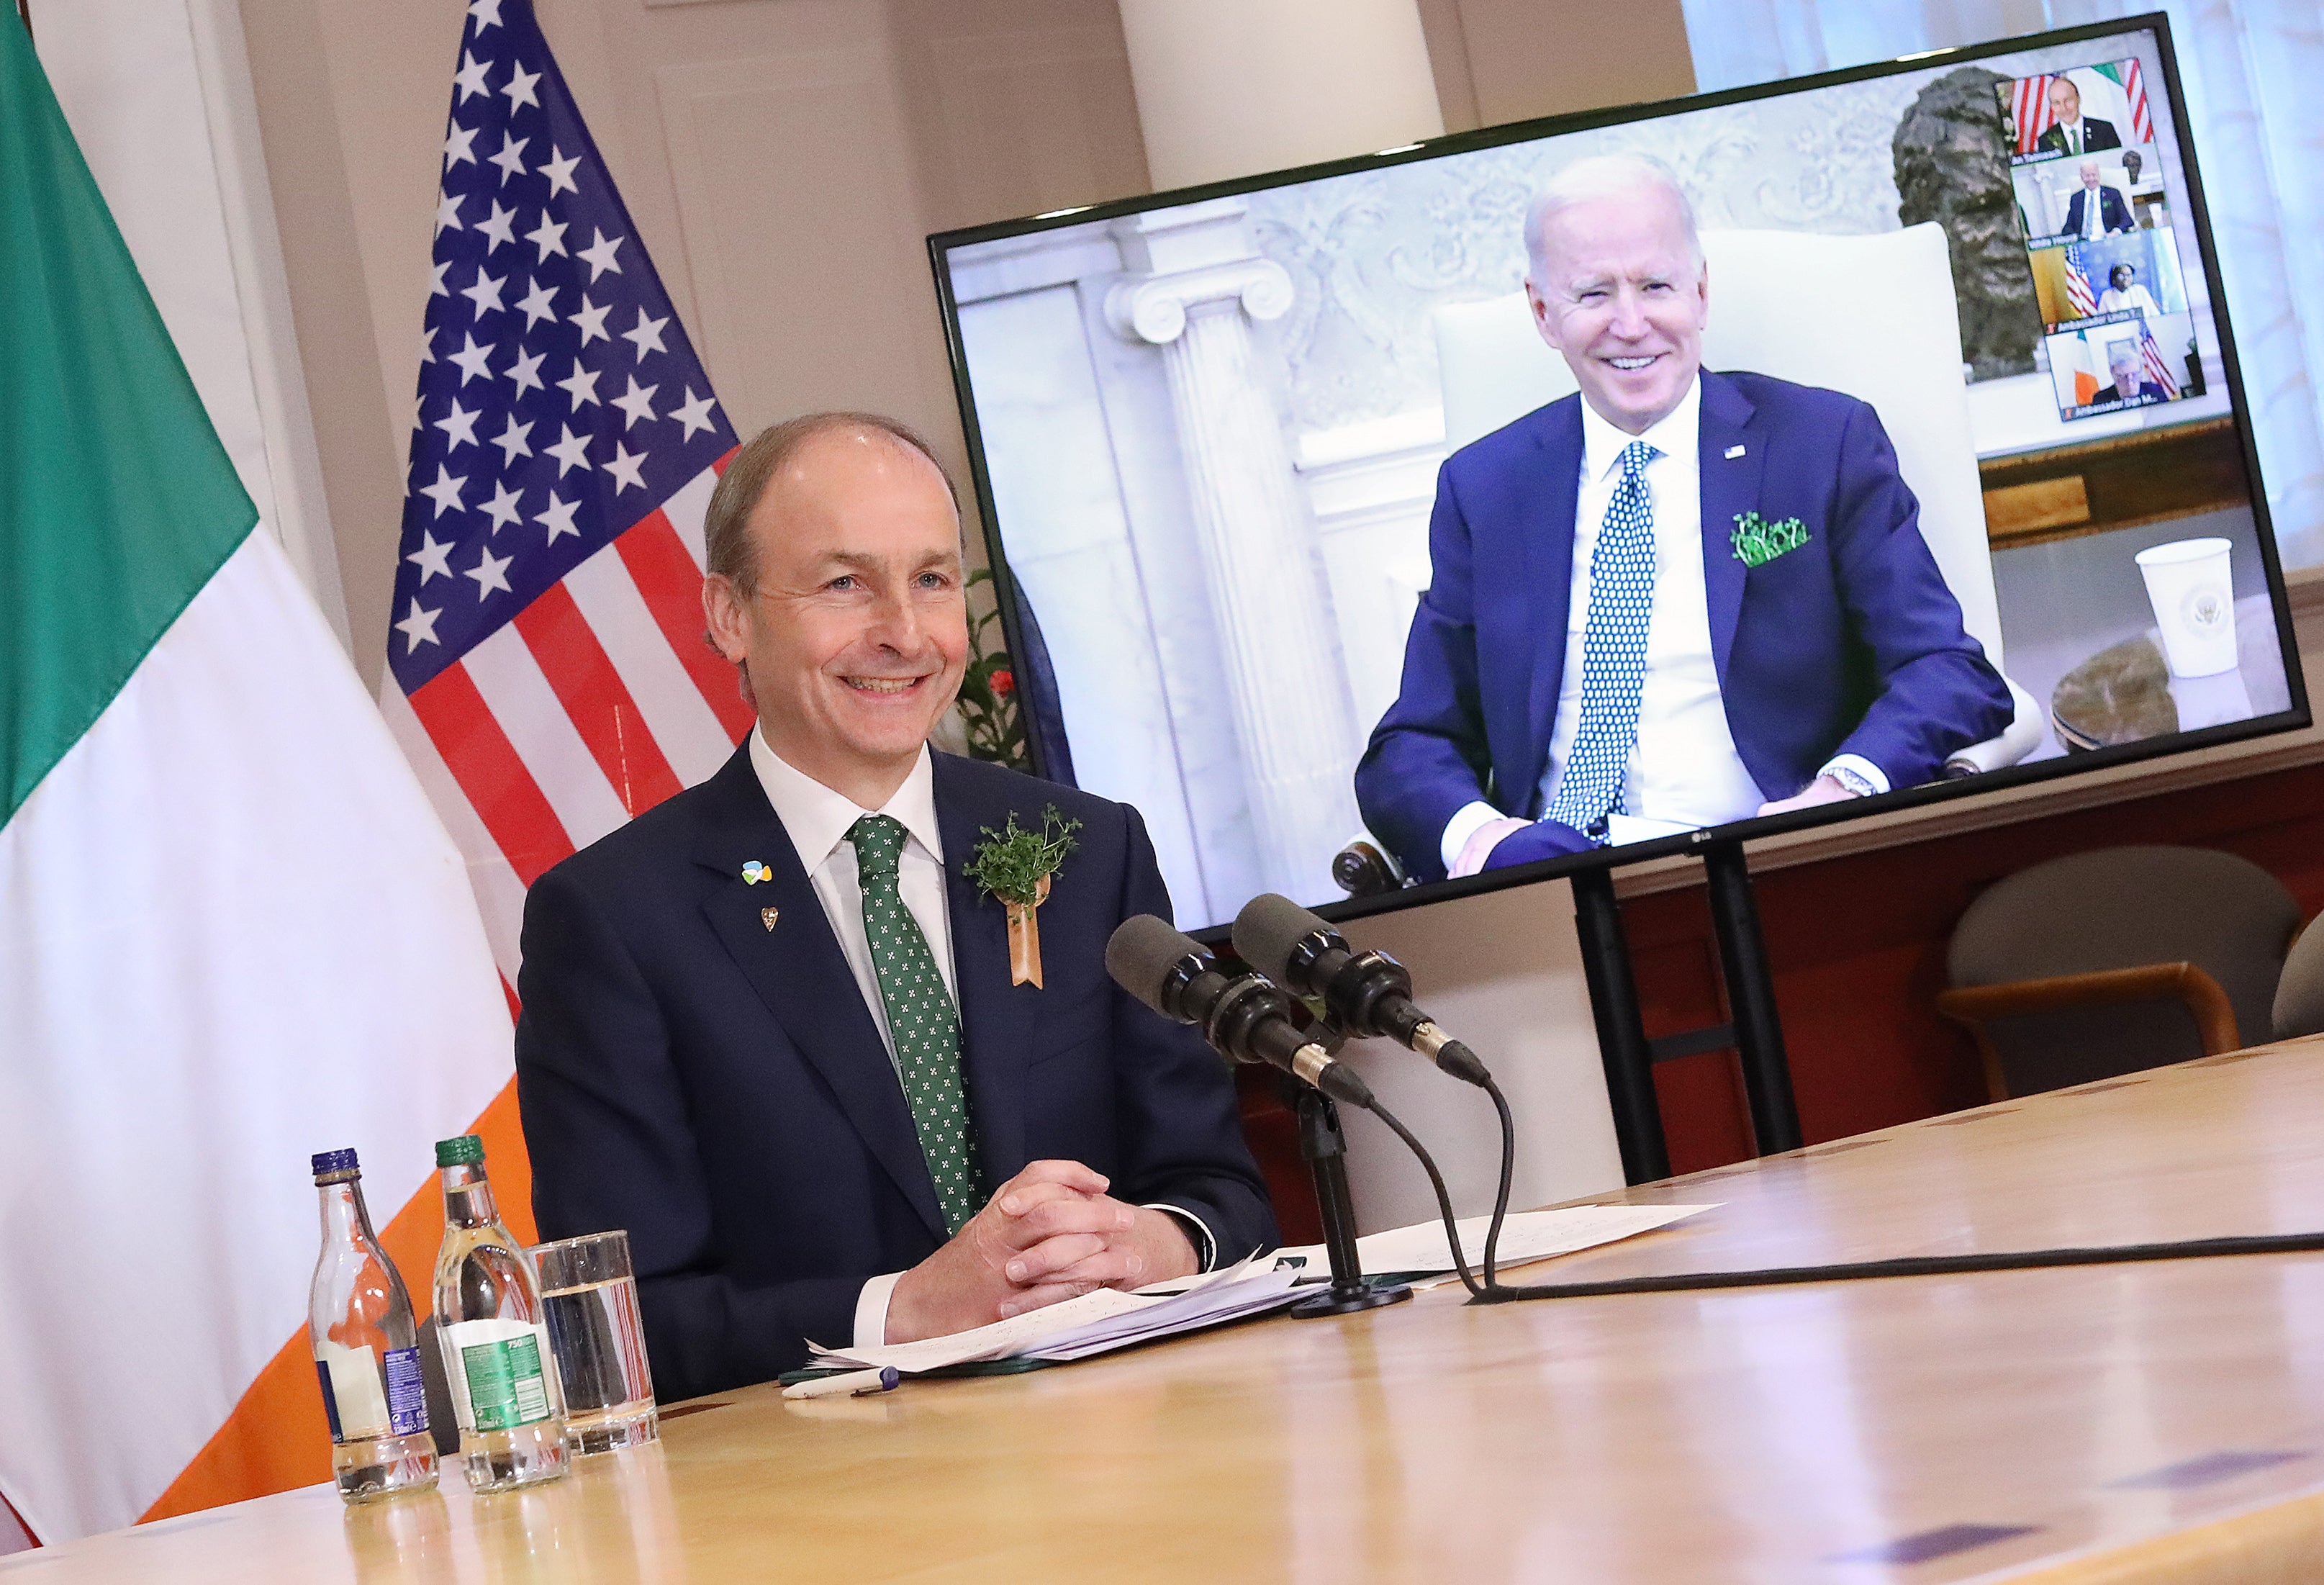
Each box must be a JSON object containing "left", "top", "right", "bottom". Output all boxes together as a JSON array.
[
  {"left": 2061, "top": 185, "right": 2133, "bottom": 237},
  {"left": 1355, "top": 371, "right": 2013, "bottom": 882},
  {"left": 515, "top": 746, "right": 1277, "bottom": 1400}
]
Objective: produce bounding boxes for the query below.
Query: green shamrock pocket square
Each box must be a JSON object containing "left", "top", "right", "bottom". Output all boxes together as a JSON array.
[{"left": 1731, "top": 510, "right": 1812, "bottom": 568}]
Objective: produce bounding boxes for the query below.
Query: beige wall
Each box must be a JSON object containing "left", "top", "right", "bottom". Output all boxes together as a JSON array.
[
  {"left": 237, "top": 0, "right": 1692, "bottom": 689},
  {"left": 1419, "top": 0, "right": 1694, "bottom": 132}
]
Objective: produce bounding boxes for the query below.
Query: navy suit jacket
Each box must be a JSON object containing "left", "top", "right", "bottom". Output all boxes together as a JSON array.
[
  {"left": 2038, "top": 115, "right": 2122, "bottom": 154},
  {"left": 2062, "top": 186, "right": 2132, "bottom": 236},
  {"left": 515, "top": 746, "right": 1277, "bottom": 1400},
  {"left": 1355, "top": 371, "right": 2013, "bottom": 882}
]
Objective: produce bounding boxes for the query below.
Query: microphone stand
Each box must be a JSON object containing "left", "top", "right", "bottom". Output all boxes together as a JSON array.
[{"left": 1280, "top": 1038, "right": 1412, "bottom": 1319}]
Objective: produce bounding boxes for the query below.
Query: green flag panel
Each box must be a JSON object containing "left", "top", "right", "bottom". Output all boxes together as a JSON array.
[{"left": 1, "top": 14, "right": 258, "bottom": 826}]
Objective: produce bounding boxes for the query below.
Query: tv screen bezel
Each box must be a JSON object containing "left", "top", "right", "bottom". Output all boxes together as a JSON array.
[{"left": 926, "top": 10, "right": 2309, "bottom": 936}]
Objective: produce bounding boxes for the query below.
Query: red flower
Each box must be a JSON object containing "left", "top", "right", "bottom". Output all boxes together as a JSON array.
[{"left": 990, "top": 668, "right": 1015, "bottom": 697}]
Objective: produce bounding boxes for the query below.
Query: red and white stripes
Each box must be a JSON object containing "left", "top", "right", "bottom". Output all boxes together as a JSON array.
[{"left": 384, "top": 453, "right": 745, "bottom": 982}]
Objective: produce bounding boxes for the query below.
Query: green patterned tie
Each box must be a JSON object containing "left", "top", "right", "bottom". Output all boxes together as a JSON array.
[{"left": 847, "top": 814, "right": 983, "bottom": 1234}]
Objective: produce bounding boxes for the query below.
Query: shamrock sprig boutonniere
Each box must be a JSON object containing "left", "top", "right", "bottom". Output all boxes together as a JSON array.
[
  {"left": 965, "top": 806, "right": 1082, "bottom": 988},
  {"left": 1731, "top": 510, "right": 1812, "bottom": 569}
]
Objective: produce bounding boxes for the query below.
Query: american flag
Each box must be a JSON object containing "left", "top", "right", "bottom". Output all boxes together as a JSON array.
[
  {"left": 2063, "top": 245, "right": 2097, "bottom": 319},
  {"left": 2010, "top": 73, "right": 2057, "bottom": 157},
  {"left": 2120, "top": 58, "right": 2153, "bottom": 144},
  {"left": 382, "top": 0, "right": 747, "bottom": 986},
  {"left": 2141, "top": 321, "right": 2181, "bottom": 399},
  {"left": 2010, "top": 60, "right": 2154, "bottom": 156}
]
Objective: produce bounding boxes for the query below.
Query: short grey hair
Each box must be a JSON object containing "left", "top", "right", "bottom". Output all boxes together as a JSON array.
[
  {"left": 1524, "top": 153, "right": 1704, "bottom": 287},
  {"left": 702, "top": 412, "right": 957, "bottom": 595}
]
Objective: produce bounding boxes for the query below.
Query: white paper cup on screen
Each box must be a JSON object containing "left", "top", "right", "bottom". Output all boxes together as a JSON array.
[{"left": 2135, "top": 538, "right": 2238, "bottom": 677}]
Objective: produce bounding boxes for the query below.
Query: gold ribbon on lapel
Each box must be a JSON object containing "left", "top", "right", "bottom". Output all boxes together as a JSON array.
[
  {"left": 967, "top": 806, "right": 1081, "bottom": 992},
  {"left": 1005, "top": 874, "right": 1052, "bottom": 988}
]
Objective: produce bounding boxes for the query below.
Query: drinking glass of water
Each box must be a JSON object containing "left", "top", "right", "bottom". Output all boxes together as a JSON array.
[{"left": 530, "top": 1230, "right": 659, "bottom": 1454}]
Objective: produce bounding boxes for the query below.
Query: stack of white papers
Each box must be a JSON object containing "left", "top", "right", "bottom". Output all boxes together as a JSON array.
[
  {"left": 1269, "top": 1203, "right": 1714, "bottom": 1281},
  {"left": 804, "top": 1257, "right": 1302, "bottom": 1374},
  {"left": 801, "top": 1203, "right": 1714, "bottom": 1376}
]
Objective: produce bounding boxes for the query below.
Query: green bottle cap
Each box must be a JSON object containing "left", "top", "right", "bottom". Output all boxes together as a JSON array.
[{"left": 435, "top": 1134, "right": 485, "bottom": 1168}]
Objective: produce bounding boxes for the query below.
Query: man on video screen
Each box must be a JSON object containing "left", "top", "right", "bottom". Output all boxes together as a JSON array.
[
  {"left": 2035, "top": 76, "right": 2120, "bottom": 155},
  {"left": 2104, "top": 340, "right": 2171, "bottom": 404},
  {"left": 1355, "top": 155, "right": 2014, "bottom": 881},
  {"left": 2063, "top": 160, "right": 2133, "bottom": 238}
]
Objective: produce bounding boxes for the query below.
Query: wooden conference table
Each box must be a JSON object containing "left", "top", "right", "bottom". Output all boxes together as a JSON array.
[{"left": 24, "top": 1039, "right": 2324, "bottom": 1583}]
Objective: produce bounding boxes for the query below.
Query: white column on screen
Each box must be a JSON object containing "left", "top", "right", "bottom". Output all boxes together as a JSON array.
[{"left": 1106, "top": 200, "right": 1362, "bottom": 903}]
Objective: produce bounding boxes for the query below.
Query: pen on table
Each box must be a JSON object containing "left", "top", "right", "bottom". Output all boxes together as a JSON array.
[{"left": 783, "top": 1366, "right": 902, "bottom": 1400}]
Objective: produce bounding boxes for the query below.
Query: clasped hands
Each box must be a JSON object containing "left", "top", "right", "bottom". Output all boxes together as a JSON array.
[{"left": 883, "top": 1159, "right": 1198, "bottom": 1344}]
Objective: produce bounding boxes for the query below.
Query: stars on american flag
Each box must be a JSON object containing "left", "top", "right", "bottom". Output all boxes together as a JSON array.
[{"left": 387, "top": 4, "right": 735, "bottom": 685}]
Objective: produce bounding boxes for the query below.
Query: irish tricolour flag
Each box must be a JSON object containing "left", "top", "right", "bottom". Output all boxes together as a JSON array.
[{"left": 1, "top": 17, "right": 514, "bottom": 1543}]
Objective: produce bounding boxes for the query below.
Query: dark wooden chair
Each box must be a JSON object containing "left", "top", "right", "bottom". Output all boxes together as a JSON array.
[
  {"left": 1936, "top": 845, "right": 2300, "bottom": 1101},
  {"left": 2274, "top": 912, "right": 2324, "bottom": 1042}
]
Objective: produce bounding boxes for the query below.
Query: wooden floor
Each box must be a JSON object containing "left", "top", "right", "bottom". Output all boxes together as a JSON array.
[{"left": 23, "top": 1038, "right": 2324, "bottom": 1582}]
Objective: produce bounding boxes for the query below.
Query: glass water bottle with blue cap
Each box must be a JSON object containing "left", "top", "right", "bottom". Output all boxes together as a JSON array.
[{"left": 307, "top": 1149, "right": 437, "bottom": 1501}]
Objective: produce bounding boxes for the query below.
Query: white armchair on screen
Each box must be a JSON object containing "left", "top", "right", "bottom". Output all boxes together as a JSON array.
[{"left": 1429, "top": 221, "right": 2043, "bottom": 780}]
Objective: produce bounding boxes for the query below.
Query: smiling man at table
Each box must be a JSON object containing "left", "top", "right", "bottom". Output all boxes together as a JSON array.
[
  {"left": 1355, "top": 155, "right": 2013, "bottom": 882},
  {"left": 513, "top": 412, "right": 1275, "bottom": 1399}
]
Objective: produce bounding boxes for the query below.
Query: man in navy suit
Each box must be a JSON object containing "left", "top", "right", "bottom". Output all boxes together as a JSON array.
[
  {"left": 1356, "top": 155, "right": 2012, "bottom": 882},
  {"left": 2035, "top": 77, "right": 2121, "bottom": 156},
  {"left": 515, "top": 413, "right": 1275, "bottom": 1399},
  {"left": 2103, "top": 342, "right": 2172, "bottom": 405},
  {"left": 2061, "top": 160, "right": 2133, "bottom": 238}
]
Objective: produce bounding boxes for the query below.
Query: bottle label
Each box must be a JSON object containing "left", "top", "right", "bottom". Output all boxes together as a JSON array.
[
  {"left": 315, "top": 1340, "right": 391, "bottom": 1442},
  {"left": 444, "top": 1320, "right": 555, "bottom": 1432},
  {"left": 315, "top": 1360, "right": 342, "bottom": 1443},
  {"left": 384, "top": 1345, "right": 428, "bottom": 1437}
]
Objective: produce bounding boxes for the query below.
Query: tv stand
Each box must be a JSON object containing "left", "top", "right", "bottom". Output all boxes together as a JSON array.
[
  {"left": 1701, "top": 839, "right": 1804, "bottom": 1155},
  {"left": 1572, "top": 839, "right": 1804, "bottom": 1180}
]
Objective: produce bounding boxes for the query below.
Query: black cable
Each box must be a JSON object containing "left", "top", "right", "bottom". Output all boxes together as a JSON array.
[
  {"left": 1348, "top": 1040, "right": 2324, "bottom": 1308},
  {"left": 1468, "top": 1227, "right": 2324, "bottom": 1304},
  {"left": 1362, "top": 1093, "right": 1486, "bottom": 1299},
  {"left": 1480, "top": 1077, "right": 1515, "bottom": 1288}
]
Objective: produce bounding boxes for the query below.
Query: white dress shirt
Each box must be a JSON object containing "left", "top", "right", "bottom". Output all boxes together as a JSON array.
[
  {"left": 749, "top": 728, "right": 1213, "bottom": 1347},
  {"left": 2097, "top": 284, "right": 2159, "bottom": 318},
  {"left": 1439, "top": 376, "right": 1887, "bottom": 875}
]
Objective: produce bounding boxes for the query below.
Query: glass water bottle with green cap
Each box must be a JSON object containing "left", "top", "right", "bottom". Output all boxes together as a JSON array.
[
  {"left": 308, "top": 1149, "right": 438, "bottom": 1502},
  {"left": 431, "top": 1134, "right": 569, "bottom": 1491}
]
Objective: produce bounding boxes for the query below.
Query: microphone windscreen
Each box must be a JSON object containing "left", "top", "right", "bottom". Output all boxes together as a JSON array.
[
  {"left": 1105, "top": 915, "right": 1205, "bottom": 1013},
  {"left": 1231, "top": 892, "right": 1331, "bottom": 983}
]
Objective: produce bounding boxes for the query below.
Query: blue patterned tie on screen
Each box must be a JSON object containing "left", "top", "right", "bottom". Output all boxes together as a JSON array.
[
  {"left": 848, "top": 814, "right": 984, "bottom": 1234},
  {"left": 1546, "top": 441, "right": 1660, "bottom": 842}
]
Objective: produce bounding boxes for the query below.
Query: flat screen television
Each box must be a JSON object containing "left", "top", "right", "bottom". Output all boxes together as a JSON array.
[{"left": 928, "top": 13, "right": 2306, "bottom": 934}]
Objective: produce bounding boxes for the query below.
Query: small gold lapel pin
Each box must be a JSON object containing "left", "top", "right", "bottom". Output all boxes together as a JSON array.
[
  {"left": 741, "top": 860, "right": 772, "bottom": 885},
  {"left": 761, "top": 906, "right": 779, "bottom": 932}
]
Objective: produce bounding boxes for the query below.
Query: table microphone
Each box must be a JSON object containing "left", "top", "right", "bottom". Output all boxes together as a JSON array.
[
  {"left": 1231, "top": 893, "right": 1491, "bottom": 1086},
  {"left": 1105, "top": 916, "right": 1376, "bottom": 1110}
]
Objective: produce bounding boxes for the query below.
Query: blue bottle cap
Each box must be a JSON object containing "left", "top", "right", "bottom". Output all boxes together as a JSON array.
[{"left": 311, "top": 1148, "right": 360, "bottom": 1178}]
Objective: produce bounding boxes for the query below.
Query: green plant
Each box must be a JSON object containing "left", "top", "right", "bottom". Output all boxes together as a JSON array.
[
  {"left": 964, "top": 806, "right": 1082, "bottom": 908},
  {"left": 1730, "top": 510, "right": 1812, "bottom": 569},
  {"left": 957, "top": 567, "right": 1030, "bottom": 770}
]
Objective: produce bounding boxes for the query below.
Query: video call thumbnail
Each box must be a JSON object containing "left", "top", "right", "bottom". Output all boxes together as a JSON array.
[
  {"left": 2026, "top": 232, "right": 2186, "bottom": 327},
  {"left": 1998, "top": 59, "right": 2195, "bottom": 423}
]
